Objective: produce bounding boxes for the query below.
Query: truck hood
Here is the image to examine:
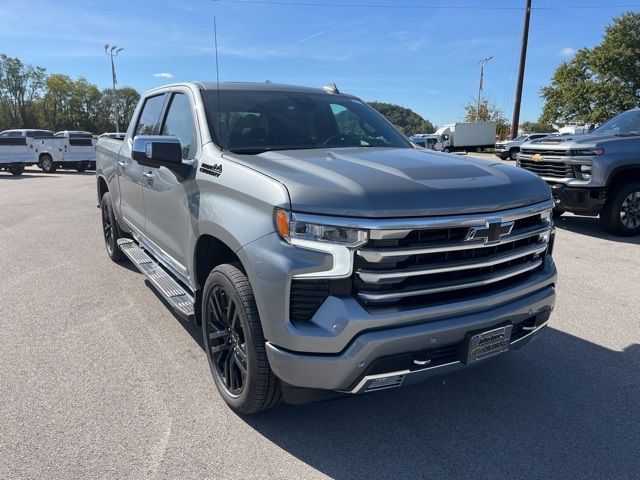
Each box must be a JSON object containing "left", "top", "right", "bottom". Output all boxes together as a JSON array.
[
  {"left": 225, "top": 147, "right": 551, "bottom": 218},
  {"left": 528, "top": 133, "right": 629, "bottom": 149}
]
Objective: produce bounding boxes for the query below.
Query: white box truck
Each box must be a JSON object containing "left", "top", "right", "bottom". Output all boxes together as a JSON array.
[{"left": 434, "top": 122, "right": 496, "bottom": 153}]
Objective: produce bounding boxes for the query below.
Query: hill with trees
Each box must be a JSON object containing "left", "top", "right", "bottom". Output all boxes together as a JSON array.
[{"left": 367, "top": 101, "right": 435, "bottom": 135}]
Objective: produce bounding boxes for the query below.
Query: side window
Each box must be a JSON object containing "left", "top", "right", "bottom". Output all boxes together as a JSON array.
[
  {"left": 10, "top": 131, "right": 23, "bottom": 137},
  {"left": 0, "top": 132, "right": 8, "bottom": 137},
  {"left": 161, "top": 93, "right": 196, "bottom": 159},
  {"left": 135, "top": 94, "right": 166, "bottom": 137}
]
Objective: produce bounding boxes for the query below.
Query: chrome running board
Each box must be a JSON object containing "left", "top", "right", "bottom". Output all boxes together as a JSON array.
[{"left": 117, "top": 238, "right": 195, "bottom": 319}]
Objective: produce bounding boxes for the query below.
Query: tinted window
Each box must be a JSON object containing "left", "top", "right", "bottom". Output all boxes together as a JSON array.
[
  {"left": 27, "top": 130, "right": 54, "bottom": 138},
  {"left": 203, "top": 90, "right": 410, "bottom": 153},
  {"left": 9, "top": 131, "right": 23, "bottom": 137},
  {"left": 161, "top": 93, "right": 196, "bottom": 159},
  {"left": 69, "top": 132, "right": 93, "bottom": 139},
  {"left": 593, "top": 109, "right": 640, "bottom": 135},
  {"left": 135, "top": 94, "right": 165, "bottom": 136}
]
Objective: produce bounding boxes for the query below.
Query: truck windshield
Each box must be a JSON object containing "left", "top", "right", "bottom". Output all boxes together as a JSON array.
[
  {"left": 202, "top": 90, "right": 411, "bottom": 153},
  {"left": 592, "top": 109, "right": 640, "bottom": 136}
]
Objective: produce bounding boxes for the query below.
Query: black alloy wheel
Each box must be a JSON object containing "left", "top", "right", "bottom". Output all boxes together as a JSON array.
[{"left": 205, "top": 285, "right": 248, "bottom": 397}]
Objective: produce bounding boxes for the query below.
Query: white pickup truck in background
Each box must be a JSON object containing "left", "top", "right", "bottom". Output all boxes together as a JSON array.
[
  {"left": 0, "top": 129, "right": 97, "bottom": 175},
  {"left": 0, "top": 129, "right": 59, "bottom": 176},
  {"left": 48, "top": 131, "right": 97, "bottom": 172}
]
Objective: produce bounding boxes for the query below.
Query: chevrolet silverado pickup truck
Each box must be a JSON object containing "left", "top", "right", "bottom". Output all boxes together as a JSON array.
[
  {"left": 517, "top": 108, "right": 640, "bottom": 236},
  {"left": 96, "top": 82, "right": 557, "bottom": 413},
  {"left": 495, "top": 133, "right": 550, "bottom": 161}
]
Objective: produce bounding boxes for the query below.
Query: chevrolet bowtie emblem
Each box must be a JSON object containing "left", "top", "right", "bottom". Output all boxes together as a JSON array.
[
  {"left": 466, "top": 219, "right": 514, "bottom": 244},
  {"left": 531, "top": 153, "right": 543, "bottom": 162}
]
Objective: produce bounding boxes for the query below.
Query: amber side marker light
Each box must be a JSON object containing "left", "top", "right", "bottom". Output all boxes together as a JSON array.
[{"left": 274, "top": 208, "right": 290, "bottom": 239}]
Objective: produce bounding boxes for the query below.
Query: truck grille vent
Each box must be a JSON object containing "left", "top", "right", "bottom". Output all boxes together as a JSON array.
[
  {"left": 520, "top": 148, "right": 568, "bottom": 156},
  {"left": 518, "top": 158, "right": 574, "bottom": 178},
  {"left": 354, "top": 206, "right": 552, "bottom": 310}
]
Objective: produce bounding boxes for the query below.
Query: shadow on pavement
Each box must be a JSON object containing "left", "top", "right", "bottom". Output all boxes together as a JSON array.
[
  {"left": 554, "top": 214, "right": 640, "bottom": 245},
  {"left": 241, "top": 328, "right": 640, "bottom": 479}
]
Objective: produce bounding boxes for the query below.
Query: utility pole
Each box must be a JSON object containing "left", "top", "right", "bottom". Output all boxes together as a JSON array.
[
  {"left": 511, "top": 0, "right": 532, "bottom": 139},
  {"left": 476, "top": 56, "right": 493, "bottom": 122},
  {"left": 104, "top": 44, "right": 124, "bottom": 133}
]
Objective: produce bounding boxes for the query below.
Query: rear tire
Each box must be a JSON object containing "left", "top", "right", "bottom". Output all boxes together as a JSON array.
[
  {"left": 100, "top": 192, "right": 125, "bottom": 262},
  {"left": 40, "top": 154, "right": 56, "bottom": 173},
  {"left": 8, "top": 165, "right": 25, "bottom": 176},
  {"left": 202, "top": 264, "right": 282, "bottom": 414},
  {"left": 600, "top": 182, "right": 640, "bottom": 236},
  {"left": 76, "top": 163, "right": 87, "bottom": 173}
]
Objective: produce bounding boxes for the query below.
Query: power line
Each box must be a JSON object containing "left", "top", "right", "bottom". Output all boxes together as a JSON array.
[{"left": 211, "top": 0, "right": 640, "bottom": 10}]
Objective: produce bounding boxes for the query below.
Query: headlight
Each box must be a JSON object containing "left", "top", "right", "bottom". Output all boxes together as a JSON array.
[
  {"left": 275, "top": 208, "right": 367, "bottom": 246},
  {"left": 571, "top": 148, "right": 604, "bottom": 156},
  {"left": 274, "top": 208, "right": 368, "bottom": 278}
]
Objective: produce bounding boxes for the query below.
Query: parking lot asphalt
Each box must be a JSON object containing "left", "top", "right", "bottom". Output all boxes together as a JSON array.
[{"left": 1, "top": 166, "right": 639, "bottom": 480}]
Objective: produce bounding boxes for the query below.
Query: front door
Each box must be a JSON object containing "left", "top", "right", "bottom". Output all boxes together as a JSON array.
[
  {"left": 142, "top": 91, "right": 198, "bottom": 274},
  {"left": 117, "top": 93, "right": 167, "bottom": 231}
]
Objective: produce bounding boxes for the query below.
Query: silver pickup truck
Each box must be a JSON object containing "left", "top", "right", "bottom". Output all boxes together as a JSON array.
[
  {"left": 517, "top": 108, "right": 640, "bottom": 235},
  {"left": 96, "top": 82, "right": 557, "bottom": 413}
]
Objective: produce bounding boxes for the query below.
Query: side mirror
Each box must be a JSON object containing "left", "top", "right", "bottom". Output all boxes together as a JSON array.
[{"left": 132, "top": 135, "right": 183, "bottom": 169}]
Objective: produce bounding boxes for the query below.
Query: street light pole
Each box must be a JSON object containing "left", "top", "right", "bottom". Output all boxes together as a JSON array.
[
  {"left": 104, "top": 44, "right": 124, "bottom": 133},
  {"left": 476, "top": 56, "right": 493, "bottom": 122}
]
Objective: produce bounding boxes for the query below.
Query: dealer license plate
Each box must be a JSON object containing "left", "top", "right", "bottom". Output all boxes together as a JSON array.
[{"left": 466, "top": 325, "right": 513, "bottom": 364}]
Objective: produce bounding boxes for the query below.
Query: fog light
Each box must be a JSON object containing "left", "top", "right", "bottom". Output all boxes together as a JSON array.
[{"left": 580, "top": 165, "right": 592, "bottom": 181}]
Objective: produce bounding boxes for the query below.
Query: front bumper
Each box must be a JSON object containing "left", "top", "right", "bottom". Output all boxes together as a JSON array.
[
  {"left": 265, "top": 264, "right": 556, "bottom": 392},
  {"left": 550, "top": 184, "right": 607, "bottom": 215}
]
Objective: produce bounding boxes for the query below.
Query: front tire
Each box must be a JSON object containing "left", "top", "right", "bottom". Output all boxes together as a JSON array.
[
  {"left": 600, "top": 182, "right": 640, "bottom": 236},
  {"left": 202, "top": 264, "right": 281, "bottom": 414},
  {"left": 100, "top": 192, "right": 125, "bottom": 262},
  {"left": 443, "top": 147, "right": 451, "bottom": 153},
  {"left": 509, "top": 148, "right": 519, "bottom": 161},
  {"left": 40, "top": 154, "right": 56, "bottom": 173}
]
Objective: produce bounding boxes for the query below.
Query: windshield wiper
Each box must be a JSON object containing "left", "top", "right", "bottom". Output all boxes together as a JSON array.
[
  {"left": 614, "top": 131, "right": 640, "bottom": 137},
  {"left": 227, "top": 147, "right": 271, "bottom": 154}
]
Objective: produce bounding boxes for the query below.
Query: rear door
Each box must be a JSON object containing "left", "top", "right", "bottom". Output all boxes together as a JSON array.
[
  {"left": 118, "top": 93, "right": 167, "bottom": 231},
  {"left": 63, "top": 133, "right": 95, "bottom": 162},
  {"left": 0, "top": 131, "right": 29, "bottom": 164},
  {"left": 142, "top": 90, "right": 199, "bottom": 274}
]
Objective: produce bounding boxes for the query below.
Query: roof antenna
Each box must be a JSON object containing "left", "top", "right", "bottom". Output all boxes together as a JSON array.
[
  {"left": 323, "top": 82, "right": 340, "bottom": 94},
  {"left": 214, "top": 17, "right": 224, "bottom": 150}
]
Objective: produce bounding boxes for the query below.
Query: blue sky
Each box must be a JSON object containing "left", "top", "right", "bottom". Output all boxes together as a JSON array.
[{"left": 0, "top": 0, "right": 637, "bottom": 126}]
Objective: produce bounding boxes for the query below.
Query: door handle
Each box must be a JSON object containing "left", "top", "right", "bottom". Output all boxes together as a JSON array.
[
  {"left": 143, "top": 172, "right": 155, "bottom": 184},
  {"left": 117, "top": 161, "right": 127, "bottom": 168}
]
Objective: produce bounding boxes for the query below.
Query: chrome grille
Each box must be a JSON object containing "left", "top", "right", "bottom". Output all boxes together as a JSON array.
[
  {"left": 354, "top": 202, "right": 552, "bottom": 308},
  {"left": 518, "top": 158, "right": 574, "bottom": 179}
]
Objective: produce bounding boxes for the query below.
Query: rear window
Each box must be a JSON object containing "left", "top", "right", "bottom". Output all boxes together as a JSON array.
[
  {"left": 27, "top": 130, "right": 54, "bottom": 138},
  {"left": 69, "top": 132, "right": 93, "bottom": 139}
]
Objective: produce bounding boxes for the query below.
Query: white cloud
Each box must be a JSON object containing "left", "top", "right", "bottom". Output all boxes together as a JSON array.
[
  {"left": 559, "top": 47, "right": 575, "bottom": 57},
  {"left": 153, "top": 72, "right": 173, "bottom": 78}
]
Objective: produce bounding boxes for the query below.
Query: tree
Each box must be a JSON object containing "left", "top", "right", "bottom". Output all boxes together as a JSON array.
[
  {"left": 463, "top": 99, "right": 510, "bottom": 139},
  {"left": 367, "top": 101, "right": 435, "bottom": 135},
  {"left": 0, "top": 54, "right": 46, "bottom": 129},
  {"left": 540, "top": 12, "right": 640, "bottom": 125},
  {"left": 519, "top": 119, "right": 553, "bottom": 134}
]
